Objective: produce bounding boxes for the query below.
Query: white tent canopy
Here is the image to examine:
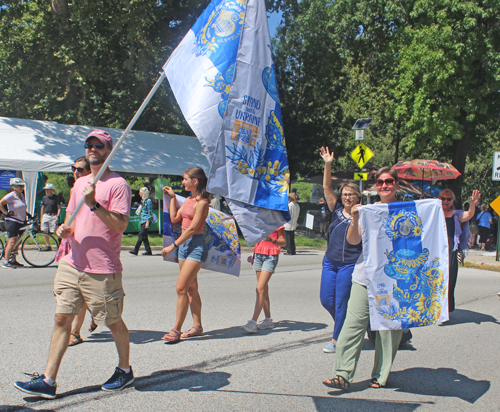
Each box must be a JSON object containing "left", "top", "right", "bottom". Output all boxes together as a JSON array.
[{"left": 0, "top": 116, "right": 210, "bottom": 213}]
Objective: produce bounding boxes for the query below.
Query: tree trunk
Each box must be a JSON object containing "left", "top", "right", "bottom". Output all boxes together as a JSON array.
[{"left": 450, "top": 111, "right": 471, "bottom": 207}]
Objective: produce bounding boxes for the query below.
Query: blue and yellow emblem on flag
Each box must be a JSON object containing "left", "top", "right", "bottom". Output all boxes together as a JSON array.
[
  {"left": 163, "top": 193, "right": 241, "bottom": 276},
  {"left": 359, "top": 199, "right": 449, "bottom": 330}
]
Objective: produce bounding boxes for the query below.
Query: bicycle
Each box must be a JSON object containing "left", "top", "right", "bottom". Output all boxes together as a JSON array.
[{"left": 0, "top": 216, "right": 59, "bottom": 268}]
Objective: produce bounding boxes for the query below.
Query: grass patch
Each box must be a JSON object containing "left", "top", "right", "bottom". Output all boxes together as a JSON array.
[
  {"left": 122, "top": 233, "right": 164, "bottom": 247},
  {"left": 122, "top": 232, "right": 327, "bottom": 250},
  {"left": 463, "top": 261, "right": 500, "bottom": 273}
]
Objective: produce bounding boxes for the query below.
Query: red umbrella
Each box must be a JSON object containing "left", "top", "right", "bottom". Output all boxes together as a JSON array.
[
  {"left": 392, "top": 159, "right": 461, "bottom": 180},
  {"left": 392, "top": 159, "right": 461, "bottom": 196}
]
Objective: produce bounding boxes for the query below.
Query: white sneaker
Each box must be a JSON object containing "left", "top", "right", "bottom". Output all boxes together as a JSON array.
[
  {"left": 257, "top": 318, "right": 274, "bottom": 329},
  {"left": 242, "top": 320, "right": 258, "bottom": 333}
]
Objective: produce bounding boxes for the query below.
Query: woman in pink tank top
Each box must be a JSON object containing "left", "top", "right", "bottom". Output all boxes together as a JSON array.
[{"left": 161, "top": 167, "right": 210, "bottom": 342}]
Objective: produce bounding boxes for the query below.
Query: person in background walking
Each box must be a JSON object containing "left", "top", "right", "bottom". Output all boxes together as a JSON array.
[
  {"left": 318, "top": 147, "right": 362, "bottom": 353},
  {"left": 40, "top": 183, "right": 61, "bottom": 250},
  {"left": 129, "top": 187, "right": 153, "bottom": 256},
  {"left": 477, "top": 203, "right": 493, "bottom": 251},
  {"left": 242, "top": 226, "right": 286, "bottom": 333},
  {"left": 0, "top": 178, "right": 27, "bottom": 268},
  {"left": 284, "top": 192, "right": 300, "bottom": 255}
]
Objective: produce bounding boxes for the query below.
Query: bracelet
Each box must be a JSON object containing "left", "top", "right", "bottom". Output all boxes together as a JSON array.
[
  {"left": 173, "top": 241, "right": 178, "bottom": 248},
  {"left": 350, "top": 223, "right": 358, "bottom": 227}
]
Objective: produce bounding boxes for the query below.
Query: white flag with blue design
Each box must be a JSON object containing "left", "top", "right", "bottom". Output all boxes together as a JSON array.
[
  {"left": 163, "top": 193, "right": 241, "bottom": 276},
  {"left": 359, "top": 199, "right": 449, "bottom": 330},
  {"left": 163, "top": 0, "right": 289, "bottom": 245}
]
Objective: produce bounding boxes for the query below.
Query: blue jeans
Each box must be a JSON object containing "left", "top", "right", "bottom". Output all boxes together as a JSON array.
[
  {"left": 253, "top": 253, "right": 279, "bottom": 273},
  {"left": 320, "top": 256, "right": 356, "bottom": 340},
  {"left": 178, "top": 234, "right": 208, "bottom": 263}
]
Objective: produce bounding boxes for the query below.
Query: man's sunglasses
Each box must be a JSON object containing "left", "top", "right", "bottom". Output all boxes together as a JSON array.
[
  {"left": 439, "top": 197, "right": 453, "bottom": 201},
  {"left": 376, "top": 178, "right": 395, "bottom": 187},
  {"left": 72, "top": 166, "right": 85, "bottom": 173},
  {"left": 84, "top": 142, "right": 105, "bottom": 150}
]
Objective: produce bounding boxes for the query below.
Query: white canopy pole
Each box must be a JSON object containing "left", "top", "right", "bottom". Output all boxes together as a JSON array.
[{"left": 66, "top": 71, "right": 166, "bottom": 226}]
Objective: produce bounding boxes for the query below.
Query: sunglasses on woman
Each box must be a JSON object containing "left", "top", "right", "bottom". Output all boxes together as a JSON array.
[
  {"left": 376, "top": 178, "right": 395, "bottom": 187},
  {"left": 84, "top": 142, "right": 105, "bottom": 150},
  {"left": 72, "top": 166, "right": 84, "bottom": 173},
  {"left": 439, "top": 197, "right": 453, "bottom": 201}
]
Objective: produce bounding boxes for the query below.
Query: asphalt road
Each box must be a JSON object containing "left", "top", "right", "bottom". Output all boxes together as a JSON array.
[{"left": 1, "top": 249, "right": 499, "bottom": 411}]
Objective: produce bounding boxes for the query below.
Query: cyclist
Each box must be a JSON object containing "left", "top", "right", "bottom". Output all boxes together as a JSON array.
[{"left": 0, "top": 177, "right": 27, "bottom": 268}]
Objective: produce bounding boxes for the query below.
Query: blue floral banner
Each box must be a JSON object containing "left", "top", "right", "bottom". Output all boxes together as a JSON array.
[
  {"left": 163, "top": 0, "right": 289, "bottom": 245},
  {"left": 163, "top": 193, "right": 241, "bottom": 276},
  {"left": 359, "top": 199, "right": 449, "bottom": 330}
]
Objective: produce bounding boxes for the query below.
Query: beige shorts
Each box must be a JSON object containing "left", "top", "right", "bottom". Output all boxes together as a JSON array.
[
  {"left": 54, "top": 258, "right": 125, "bottom": 326},
  {"left": 41, "top": 214, "right": 58, "bottom": 233}
]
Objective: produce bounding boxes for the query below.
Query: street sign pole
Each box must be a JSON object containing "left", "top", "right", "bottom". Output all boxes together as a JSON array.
[{"left": 490, "top": 196, "right": 500, "bottom": 262}]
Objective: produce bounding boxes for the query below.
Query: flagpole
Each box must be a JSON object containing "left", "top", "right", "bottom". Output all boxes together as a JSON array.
[{"left": 66, "top": 71, "right": 166, "bottom": 227}]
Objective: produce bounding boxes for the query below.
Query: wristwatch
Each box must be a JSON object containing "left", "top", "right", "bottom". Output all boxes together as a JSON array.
[{"left": 90, "top": 202, "right": 101, "bottom": 212}]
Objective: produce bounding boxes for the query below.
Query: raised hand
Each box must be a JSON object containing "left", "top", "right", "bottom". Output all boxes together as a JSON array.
[
  {"left": 470, "top": 189, "right": 481, "bottom": 206},
  {"left": 320, "top": 146, "right": 334, "bottom": 163}
]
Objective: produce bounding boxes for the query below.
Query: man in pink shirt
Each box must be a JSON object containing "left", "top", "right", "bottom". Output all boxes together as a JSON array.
[{"left": 14, "top": 130, "right": 133, "bottom": 399}]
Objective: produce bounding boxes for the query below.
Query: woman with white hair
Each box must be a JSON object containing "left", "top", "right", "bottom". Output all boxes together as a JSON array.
[
  {"left": 0, "top": 178, "right": 27, "bottom": 268},
  {"left": 130, "top": 187, "right": 154, "bottom": 256}
]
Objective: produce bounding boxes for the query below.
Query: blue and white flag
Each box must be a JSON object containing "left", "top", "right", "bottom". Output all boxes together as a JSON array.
[
  {"left": 359, "top": 199, "right": 449, "bottom": 330},
  {"left": 163, "top": 0, "right": 289, "bottom": 245},
  {"left": 163, "top": 193, "right": 241, "bottom": 276}
]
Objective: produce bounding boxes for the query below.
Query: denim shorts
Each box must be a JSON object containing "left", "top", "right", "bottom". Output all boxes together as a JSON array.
[
  {"left": 178, "top": 234, "right": 208, "bottom": 263},
  {"left": 253, "top": 253, "right": 279, "bottom": 274}
]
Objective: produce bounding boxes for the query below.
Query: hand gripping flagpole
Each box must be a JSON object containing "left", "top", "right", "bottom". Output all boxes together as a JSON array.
[{"left": 65, "top": 71, "right": 166, "bottom": 227}]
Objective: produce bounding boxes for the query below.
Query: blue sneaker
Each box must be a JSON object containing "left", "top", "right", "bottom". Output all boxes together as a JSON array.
[
  {"left": 323, "top": 342, "right": 336, "bottom": 353},
  {"left": 101, "top": 366, "right": 135, "bottom": 391},
  {"left": 13, "top": 373, "right": 56, "bottom": 399}
]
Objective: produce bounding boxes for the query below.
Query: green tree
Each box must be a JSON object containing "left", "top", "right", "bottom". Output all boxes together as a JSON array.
[{"left": 0, "top": 0, "right": 209, "bottom": 134}]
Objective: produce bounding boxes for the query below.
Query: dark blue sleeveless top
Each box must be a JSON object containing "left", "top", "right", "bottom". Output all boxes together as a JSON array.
[{"left": 325, "top": 202, "right": 363, "bottom": 264}]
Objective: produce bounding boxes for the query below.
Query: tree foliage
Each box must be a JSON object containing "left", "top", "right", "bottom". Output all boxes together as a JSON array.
[
  {"left": 271, "top": 0, "right": 500, "bottom": 202},
  {"left": 0, "top": 0, "right": 209, "bottom": 133}
]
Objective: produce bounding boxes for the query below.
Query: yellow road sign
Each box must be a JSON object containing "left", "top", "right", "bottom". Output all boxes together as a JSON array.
[
  {"left": 351, "top": 143, "right": 373, "bottom": 168},
  {"left": 354, "top": 172, "right": 368, "bottom": 181},
  {"left": 491, "top": 196, "right": 500, "bottom": 216}
]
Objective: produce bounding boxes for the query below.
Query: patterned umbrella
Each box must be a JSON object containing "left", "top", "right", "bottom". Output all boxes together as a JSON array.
[{"left": 392, "top": 159, "right": 461, "bottom": 181}]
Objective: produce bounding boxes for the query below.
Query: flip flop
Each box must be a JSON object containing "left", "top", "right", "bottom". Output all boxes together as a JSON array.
[
  {"left": 69, "top": 333, "right": 84, "bottom": 347},
  {"left": 181, "top": 326, "right": 203, "bottom": 338},
  {"left": 88, "top": 319, "right": 98, "bottom": 333}
]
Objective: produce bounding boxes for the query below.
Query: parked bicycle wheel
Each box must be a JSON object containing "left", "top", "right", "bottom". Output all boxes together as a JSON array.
[
  {"left": 0, "top": 238, "right": 4, "bottom": 259},
  {"left": 21, "top": 232, "right": 58, "bottom": 267}
]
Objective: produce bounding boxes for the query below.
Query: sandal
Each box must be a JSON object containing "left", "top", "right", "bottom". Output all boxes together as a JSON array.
[
  {"left": 181, "top": 326, "right": 203, "bottom": 338},
  {"left": 323, "top": 376, "right": 350, "bottom": 390},
  {"left": 370, "top": 378, "right": 384, "bottom": 388},
  {"left": 161, "top": 328, "right": 181, "bottom": 342},
  {"left": 69, "top": 333, "right": 84, "bottom": 347},
  {"left": 88, "top": 318, "right": 98, "bottom": 333}
]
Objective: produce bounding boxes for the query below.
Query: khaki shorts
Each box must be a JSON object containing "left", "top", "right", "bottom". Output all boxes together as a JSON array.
[{"left": 54, "top": 258, "right": 125, "bottom": 326}]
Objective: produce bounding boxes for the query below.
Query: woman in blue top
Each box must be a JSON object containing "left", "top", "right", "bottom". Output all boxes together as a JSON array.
[
  {"left": 130, "top": 187, "right": 154, "bottom": 255},
  {"left": 477, "top": 203, "right": 493, "bottom": 251},
  {"left": 319, "top": 147, "right": 362, "bottom": 353}
]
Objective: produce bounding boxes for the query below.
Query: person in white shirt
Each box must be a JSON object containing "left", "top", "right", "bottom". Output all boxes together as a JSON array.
[{"left": 284, "top": 192, "right": 300, "bottom": 255}]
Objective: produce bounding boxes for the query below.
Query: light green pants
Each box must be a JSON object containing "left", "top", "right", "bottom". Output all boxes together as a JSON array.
[{"left": 333, "top": 282, "right": 403, "bottom": 386}]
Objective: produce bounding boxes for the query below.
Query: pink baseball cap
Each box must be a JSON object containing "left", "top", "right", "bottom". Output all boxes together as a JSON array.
[{"left": 86, "top": 129, "right": 113, "bottom": 148}]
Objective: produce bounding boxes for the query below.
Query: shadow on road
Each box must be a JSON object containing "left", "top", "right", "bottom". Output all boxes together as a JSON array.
[
  {"left": 200, "top": 320, "right": 328, "bottom": 340},
  {"left": 438, "top": 308, "right": 499, "bottom": 326},
  {"left": 390, "top": 367, "right": 490, "bottom": 403},
  {"left": 136, "top": 369, "right": 230, "bottom": 392},
  {"left": 71, "top": 320, "right": 328, "bottom": 345},
  {"left": 0, "top": 407, "right": 55, "bottom": 412}
]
